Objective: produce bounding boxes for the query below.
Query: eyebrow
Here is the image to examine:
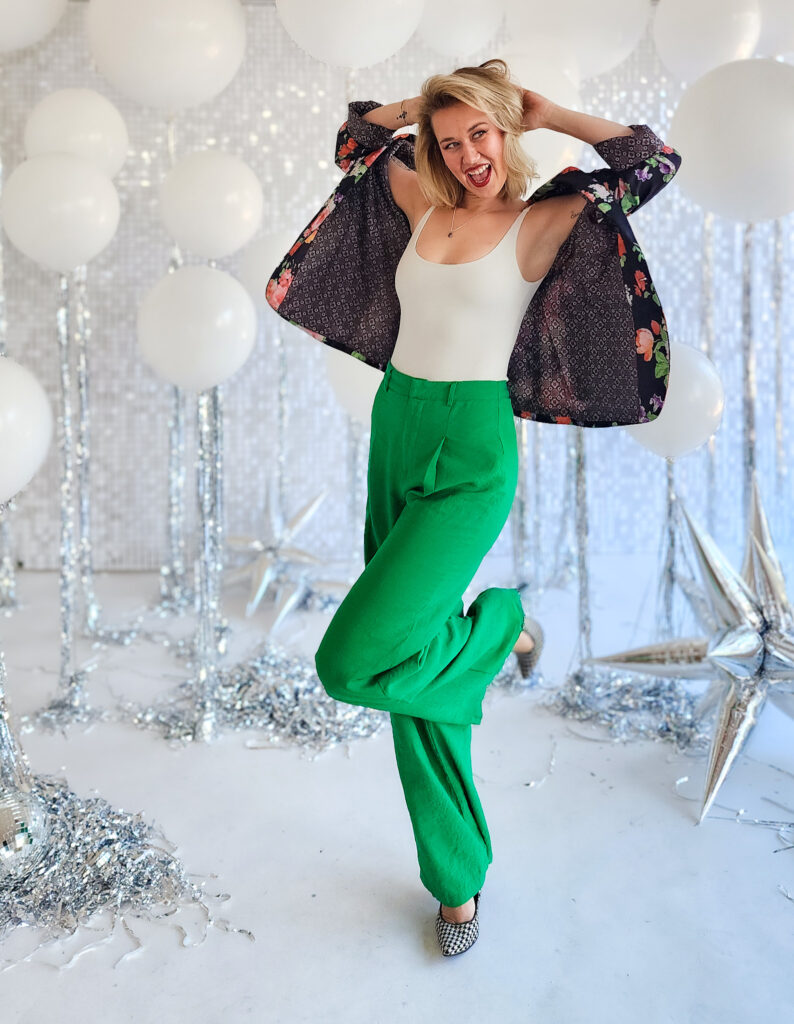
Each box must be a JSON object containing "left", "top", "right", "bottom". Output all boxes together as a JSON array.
[{"left": 437, "top": 122, "right": 489, "bottom": 145}]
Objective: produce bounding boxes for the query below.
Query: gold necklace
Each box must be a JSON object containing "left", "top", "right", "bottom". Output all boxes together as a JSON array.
[{"left": 447, "top": 204, "right": 492, "bottom": 238}]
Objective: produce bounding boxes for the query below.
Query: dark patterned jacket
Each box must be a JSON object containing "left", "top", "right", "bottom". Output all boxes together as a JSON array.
[{"left": 266, "top": 100, "right": 683, "bottom": 427}]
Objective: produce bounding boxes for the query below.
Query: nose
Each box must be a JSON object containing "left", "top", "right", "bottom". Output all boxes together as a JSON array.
[{"left": 460, "top": 142, "right": 486, "bottom": 167}]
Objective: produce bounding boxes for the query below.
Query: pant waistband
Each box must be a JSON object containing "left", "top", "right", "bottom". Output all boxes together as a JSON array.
[{"left": 383, "top": 360, "right": 508, "bottom": 405}]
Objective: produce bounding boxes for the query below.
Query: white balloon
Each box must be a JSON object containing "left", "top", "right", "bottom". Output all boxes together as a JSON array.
[
  {"left": 497, "top": 49, "right": 583, "bottom": 188},
  {"left": 756, "top": 0, "right": 794, "bottom": 58},
  {"left": 137, "top": 265, "right": 257, "bottom": 391},
  {"left": 0, "top": 153, "right": 120, "bottom": 273},
  {"left": 159, "top": 150, "right": 264, "bottom": 259},
  {"left": 323, "top": 345, "right": 381, "bottom": 424},
  {"left": 670, "top": 58, "right": 794, "bottom": 222},
  {"left": 0, "top": 357, "right": 53, "bottom": 505},
  {"left": 238, "top": 229, "right": 301, "bottom": 307},
  {"left": 0, "top": 0, "right": 66, "bottom": 53},
  {"left": 653, "top": 0, "right": 762, "bottom": 83},
  {"left": 276, "top": 0, "right": 424, "bottom": 69},
  {"left": 417, "top": 0, "right": 505, "bottom": 60},
  {"left": 24, "top": 87, "right": 129, "bottom": 178},
  {"left": 622, "top": 342, "right": 724, "bottom": 459},
  {"left": 505, "top": 0, "right": 652, "bottom": 81},
  {"left": 85, "top": 0, "right": 246, "bottom": 112}
]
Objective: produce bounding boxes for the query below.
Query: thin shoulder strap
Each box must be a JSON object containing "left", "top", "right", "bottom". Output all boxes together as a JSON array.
[{"left": 411, "top": 205, "right": 435, "bottom": 247}]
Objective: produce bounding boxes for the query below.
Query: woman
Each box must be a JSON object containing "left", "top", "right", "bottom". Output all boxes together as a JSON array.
[{"left": 270, "top": 59, "right": 681, "bottom": 958}]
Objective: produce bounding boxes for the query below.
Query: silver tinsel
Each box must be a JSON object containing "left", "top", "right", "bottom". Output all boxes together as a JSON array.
[
  {"left": 124, "top": 636, "right": 388, "bottom": 754},
  {"left": 548, "top": 425, "right": 713, "bottom": 748},
  {"left": 32, "top": 275, "right": 105, "bottom": 731},
  {"left": 0, "top": 773, "right": 254, "bottom": 970}
]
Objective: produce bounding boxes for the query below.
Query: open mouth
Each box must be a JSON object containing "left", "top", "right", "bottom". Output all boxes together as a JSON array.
[{"left": 466, "top": 164, "right": 491, "bottom": 187}]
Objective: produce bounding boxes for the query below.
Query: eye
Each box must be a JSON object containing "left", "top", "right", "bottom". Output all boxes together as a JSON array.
[{"left": 444, "top": 129, "right": 486, "bottom": 151}]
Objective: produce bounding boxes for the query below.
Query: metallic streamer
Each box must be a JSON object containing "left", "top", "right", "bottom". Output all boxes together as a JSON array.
[
  {"left": 574, "top": 426, "right": 592, "bottom": 662},
  {"left": 700, "top": 211, "right": 717, "bottom": 536},
  {"left": 72, "top": 263, "right": 101, "bottom": 635},
  {"left": 33, "top": 275, "right": 102, "bottom": 730},
  {"left": 157, "top": 114, "right": 194, "bottom": 616},
  {"left": 510, "top": 418, "right": 529, "bottom": 590},
  {"left": 193, "top": 391, "right": 221, "bottom": 741},
  {"left": 531, "top": 421, "right": 543, "bottom": 596},
  {"left": 158, "top": 385, "right": 193, "bottom": 613},
  {"left": 741, "top": 222, "right": 756, "bottom": 529},
  {"left": 655, "top": 457, "right": 677, "bottom": 640},
  {"left": 210, "top": 385, "right": 229, "bottom": 656},
  {"left": 773, "top": 216, "right": 785, "bottom": 498},
  {"left": 547, "top": 431, "right": 576, "bottom": 590},
  {"left": 0, "top": 146, "right": 19, "bottom": 611}
]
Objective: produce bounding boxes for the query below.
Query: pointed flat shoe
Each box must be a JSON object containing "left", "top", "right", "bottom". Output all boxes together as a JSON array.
[{"left": 435, "top": 891, "right": 481, "bottom": 957}]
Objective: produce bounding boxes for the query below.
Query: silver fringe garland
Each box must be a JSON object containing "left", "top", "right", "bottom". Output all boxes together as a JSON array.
[
  {"left": 32, "top": 275, "right": 103, "bottom": 731},
  {"left": 544, "top": 427, "right": 711, "bottom": 750},
  {"left": 741, "top": 221, "right": 756, "bottom": 529},
  {"left": 0, "top": 146, "right": 18, "bottom": 612},
  {"left": 157, "top": 114, "right": 194, "bottom": 616}
]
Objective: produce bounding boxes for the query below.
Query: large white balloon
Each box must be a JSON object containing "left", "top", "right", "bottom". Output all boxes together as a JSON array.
[
  {"left": 238, "top": 229, "right": 301, "bottom": 307},
  {"left": 670, "top": 58, "right": 794, "bottom": 223},
  {"left": 276, "top": 0, "right": 424, "bottom": 69},
  {"left": 497, "top": 48, "right": 582, "bottom": 188},
  {"left": 24, "top": 87, "right": 129, "bottom": 178},
  {"left": 0, "top": 154, "right": 120, "bottom": 273},
  {"left": 323, "top": 345, "right": 381, "bottom": 425},
  {"left": 0, "top": 357, "right": 53, "bottom": 505},
  {"left": 85, "top": 0, "right": 246, "bottom": 112},
  {"left": 505, "top": 0, "right": 652, "bottom": 81},
  {"left": 0, "top": 0, "right": 66, "bottom": 54},
  {"left": 417, "top": 0, "right": 505, "bottom": 60},
  {"left": 137, "top": 266, "right": 257, "bottom": 391},
  {"left": 622, "top": 342, "right": 724, "bottom": 459},
  {"left": 653, "top": 0, "right": 761, "bottom": 84},
  {"left": 159, "top": 151, "right": 264, "bottom": 259}
]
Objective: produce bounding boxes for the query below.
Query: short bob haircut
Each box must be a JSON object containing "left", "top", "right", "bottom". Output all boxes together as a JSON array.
[{"left": 413, "top": 58, "right": 540, "bottom": 210}]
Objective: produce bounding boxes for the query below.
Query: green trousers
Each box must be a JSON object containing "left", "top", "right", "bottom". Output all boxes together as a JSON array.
[{"left": 315, "top": 359, "right": 524, "bottom": 906}]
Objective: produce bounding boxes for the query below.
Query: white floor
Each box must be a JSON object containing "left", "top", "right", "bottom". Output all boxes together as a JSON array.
[{"left": 1, "top": 562, "right": 792, "bottom": 1024}]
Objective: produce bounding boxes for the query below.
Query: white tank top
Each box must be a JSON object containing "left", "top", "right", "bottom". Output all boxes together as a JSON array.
[{"left": 391, "top": 204, "right": 547, "bottom": 381}]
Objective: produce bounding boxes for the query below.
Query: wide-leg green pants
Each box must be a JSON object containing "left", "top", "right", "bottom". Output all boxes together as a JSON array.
[{"left": 315, "top": 359, "right": 525, "bottom": 907}]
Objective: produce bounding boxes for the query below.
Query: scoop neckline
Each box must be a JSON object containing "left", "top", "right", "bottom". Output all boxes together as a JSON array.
[{"left": 412, "top": 204, "right": 542, "bottom": 282}]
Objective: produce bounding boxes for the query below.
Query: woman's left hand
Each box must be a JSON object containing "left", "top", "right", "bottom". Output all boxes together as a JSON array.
[{"left": 519, "top": 88, "right": 555, "bottom": 133}]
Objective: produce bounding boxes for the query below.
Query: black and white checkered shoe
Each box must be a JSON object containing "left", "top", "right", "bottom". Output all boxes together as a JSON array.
[
  {"left": 515, "top": 614, "right": 544, "bottom": 679},
  {"left": 435, "top": 891, "right": 481, "bottom": 957}
]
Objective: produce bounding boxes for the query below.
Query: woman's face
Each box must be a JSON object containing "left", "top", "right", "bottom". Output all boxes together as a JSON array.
[{"left": 431, "top": 101, "right": 506, "bottom": 200}]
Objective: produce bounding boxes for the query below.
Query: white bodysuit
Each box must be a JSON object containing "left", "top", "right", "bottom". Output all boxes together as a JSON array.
[{"left": 390, "top": 204, "right": 547, "bottom": 382}]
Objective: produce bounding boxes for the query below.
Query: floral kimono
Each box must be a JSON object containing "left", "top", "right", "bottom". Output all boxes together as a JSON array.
[{"left": 266, "top": 100, "right": 682, "bottom": 427}]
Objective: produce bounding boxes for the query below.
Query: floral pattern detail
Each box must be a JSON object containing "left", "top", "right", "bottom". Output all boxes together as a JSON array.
[{"left": 265, "top": 100, "right": 682, "bottom": 428}]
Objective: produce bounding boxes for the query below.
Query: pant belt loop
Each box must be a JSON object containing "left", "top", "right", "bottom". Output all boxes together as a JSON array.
[{"left": 446, "top": 380, "right": 457, "bottom": 406}]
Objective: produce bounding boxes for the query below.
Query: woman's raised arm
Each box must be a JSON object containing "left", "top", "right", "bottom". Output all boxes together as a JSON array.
[{"left": 361, "top": 96, "right": 423, "bottom": 130}]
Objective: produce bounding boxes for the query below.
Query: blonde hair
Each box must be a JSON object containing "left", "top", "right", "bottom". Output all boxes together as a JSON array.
[{"left": 413, "top": 58, "right": 539, "bottom": 209}]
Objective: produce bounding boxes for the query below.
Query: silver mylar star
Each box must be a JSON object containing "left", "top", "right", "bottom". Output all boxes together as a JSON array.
[
  {"left": 225, "top": 476, "right": 328, "bottom": 627},
  {"left": 583, "top": 471, "right": 794, "bottom": 823}
]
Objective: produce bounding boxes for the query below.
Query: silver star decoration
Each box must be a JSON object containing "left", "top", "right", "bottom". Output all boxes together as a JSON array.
[
  {"left": 225, "top": 477, "right": 331, "bottom": 628},
  {"left": 583, "top": 471, "right": 794, "bottom": 823}
]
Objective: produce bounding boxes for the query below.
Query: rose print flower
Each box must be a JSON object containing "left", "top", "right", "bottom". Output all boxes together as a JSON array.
[
  {"left": 363, "top": 146, "right": 385, "bottom": 167},
  {"left": 634, "top": 268, "right": 647, "bottom": 296},
  {"left": 617, "top": 233, "right": 626, "bottom": 259},
  {"left": 635, "top": 327, "right": 654, "bottom": 361},
  {"left": 309, "top": 206, "right": 332, "bottom": 233},
  {"left": 266, "top": 267, "right": 293, "bottom": 310}
]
